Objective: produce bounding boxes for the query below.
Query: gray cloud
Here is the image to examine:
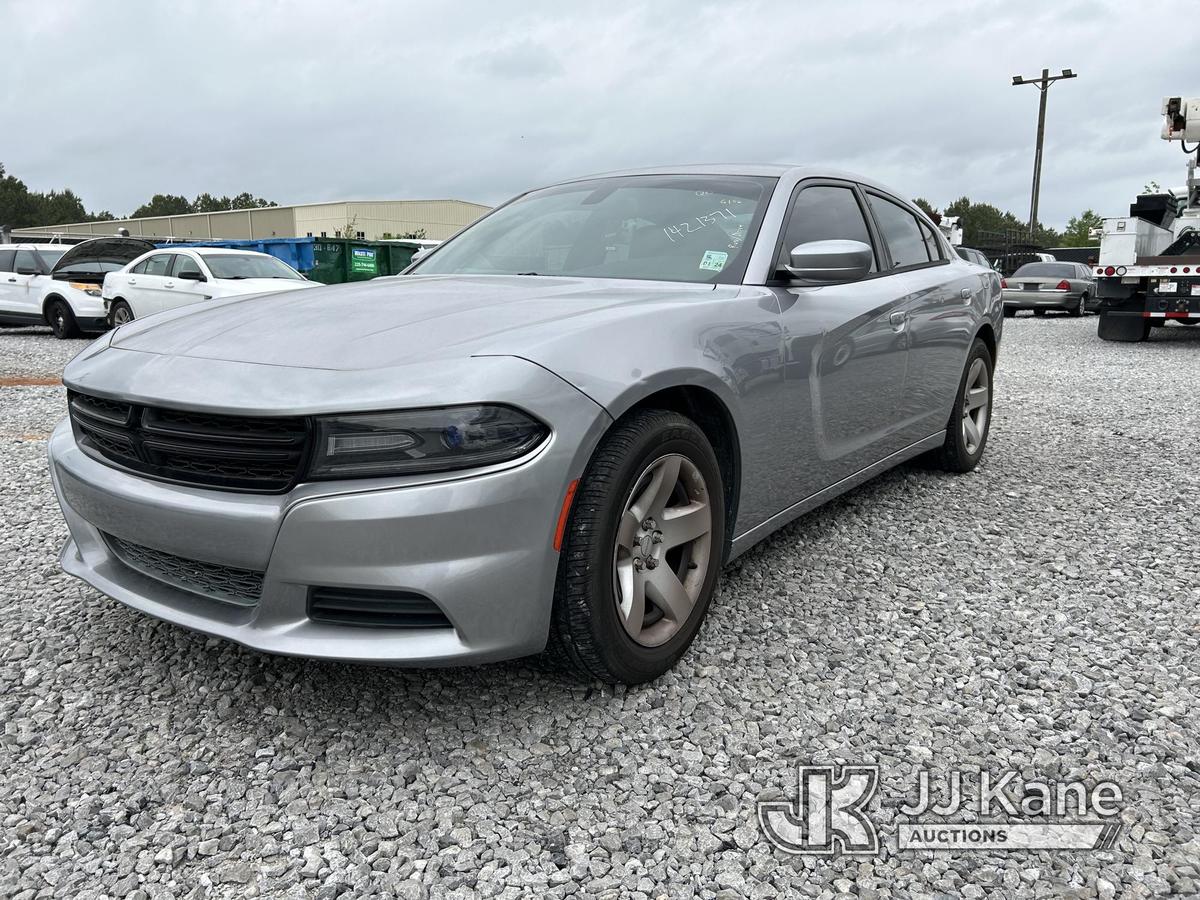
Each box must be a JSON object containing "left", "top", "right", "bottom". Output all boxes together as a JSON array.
[{"left": 2, "top": 0, "right": 1187, "bottom": 229}]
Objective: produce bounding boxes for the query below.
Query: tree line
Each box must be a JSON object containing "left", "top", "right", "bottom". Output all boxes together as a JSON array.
[
  {"left": 912, "top": 196, "right": 1103, "bottom": 249},
  {"left": 0, "top": 161, "right": 276, "bottom": 229}
]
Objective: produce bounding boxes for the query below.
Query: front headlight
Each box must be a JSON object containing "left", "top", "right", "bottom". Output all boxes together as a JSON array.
[
  {"left": 68, "top": 282, "right": 102, "bottom": 297},
  {"left": 307, "top": 404, "right": 549, "bottom": 479}
]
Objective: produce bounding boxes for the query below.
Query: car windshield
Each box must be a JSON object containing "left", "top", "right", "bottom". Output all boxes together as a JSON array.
[
  {"left": 412, "top": 174, "right": 776, "bottom": 285},
  {"left": 36, "top": 248, "right": 68, "bottom": 268},
  {"left": 203, "top": 254, "right": 302, "bottom": 280},
  {"left": 1013, "top": 263, "right": 1076, "bottom": 278}
]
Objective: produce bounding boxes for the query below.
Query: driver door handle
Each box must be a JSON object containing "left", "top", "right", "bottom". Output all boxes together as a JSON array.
[{"left": 165, "top": 282, "right": 175, "bottom": 288}]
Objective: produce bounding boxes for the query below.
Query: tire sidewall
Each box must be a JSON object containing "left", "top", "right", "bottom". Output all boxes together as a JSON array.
[
  {"left": 564, "top": 416, "right": 725, "bottom": 683},
  {"left": 945, "top": 339, "right": 994, "bottom": 469}
]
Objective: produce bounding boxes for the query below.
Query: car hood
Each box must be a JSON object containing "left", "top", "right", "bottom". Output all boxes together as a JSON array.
[
  {"left": 108, "top": 274, "right": 727, "bottom": 371},
  {"left": 52, "top": 237, "right": 156, "bottom": 277}
]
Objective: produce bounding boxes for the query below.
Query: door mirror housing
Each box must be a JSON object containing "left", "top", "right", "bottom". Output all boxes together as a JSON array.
[
  {"left": 177, "top": 270, "right": 206, "bottom": 282},
  {"left": 782, "top": 239, "right": 873, "bottom": 283},
  {"left": 16, "top": 267, "right": 39, "bottom": 276}
]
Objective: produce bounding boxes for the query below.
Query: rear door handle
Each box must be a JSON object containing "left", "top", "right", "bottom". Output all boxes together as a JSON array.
[{"left": 5, "top": 278, "right": 15, "bottom": 283}]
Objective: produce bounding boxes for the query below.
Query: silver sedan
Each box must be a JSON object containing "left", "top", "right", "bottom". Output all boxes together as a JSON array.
[
  {"left": 1002, "top": 261, "right": 1096, "bottom": 316},
  {"left": 49, "top": 165, "right": 1003, "bottom": 684}
]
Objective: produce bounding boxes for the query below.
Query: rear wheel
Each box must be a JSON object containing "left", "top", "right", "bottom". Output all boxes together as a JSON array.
[
  {"left": 110, "top": 300, "right": 134, "bottom": 327},
  {"left": 1069, "top": 296, "right": 1084, "bottom": 317},
  {"left": 932, "top": 338, "right": 993, "bottom": 473},
  {"left": 547, "top": 409, "right": 725, "bottom": 684},
  {"left": 46, "top": 299, "right": 81, "bottom": 339}
]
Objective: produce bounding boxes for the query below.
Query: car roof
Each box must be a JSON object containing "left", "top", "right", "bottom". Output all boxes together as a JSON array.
[
  {"left": 185, "top": 247, "right": 274, "bottom": 257},
  {"left": 545, "top": 164, "right": 907, "bottom": 197},
  {"left": 7, "top": 243, "right": 69, "bottom": 251}
]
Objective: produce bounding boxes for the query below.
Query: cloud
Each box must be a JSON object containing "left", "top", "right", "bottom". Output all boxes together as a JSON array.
[{"left": 1, "top": 0, "right": 1187, "bottom": 229}]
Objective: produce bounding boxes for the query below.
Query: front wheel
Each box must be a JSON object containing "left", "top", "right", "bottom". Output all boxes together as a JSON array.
[
  {"left": 932, "top": 338, "right": 993, "bottom": 473},
  {"left": 547, "top": 409, "right": 725, "bottom": 684},
  {"left": 46, "top": 300, "right": 81, "bottom": 339},
  {"left": 110, "top": 300, "right": 134, "bottom": 327}
]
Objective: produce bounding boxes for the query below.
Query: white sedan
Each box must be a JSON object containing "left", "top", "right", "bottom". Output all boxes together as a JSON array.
[{"left": 102, "top": 247, "right": 318, "bottom": 325}]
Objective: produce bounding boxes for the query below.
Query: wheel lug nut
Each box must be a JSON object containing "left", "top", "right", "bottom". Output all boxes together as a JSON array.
[
  {"left": 651, "top": 533, "right": 662, "bottom": 544},
  {"left": 646, "top": 558, "right": 658, "bottom": 569}
]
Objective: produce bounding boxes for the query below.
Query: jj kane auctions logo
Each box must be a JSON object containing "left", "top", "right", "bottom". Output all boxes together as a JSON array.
[{"left": 758, "top": 765, "right": 1123, "bottom": 854}]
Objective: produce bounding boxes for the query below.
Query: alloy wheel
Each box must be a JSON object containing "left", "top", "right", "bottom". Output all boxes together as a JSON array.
[
  {"left": 961, "top": 358, "right": 990, "bottom": 455},
  {"left": 612, "top": 453, "right": 712, "bottom": 648},
  {"left": 112, "top": 304, "right": 132, "bottom": 326}
]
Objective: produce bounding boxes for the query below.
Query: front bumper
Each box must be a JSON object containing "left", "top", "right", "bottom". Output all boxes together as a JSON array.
[
  {"left": 1002, "top": 290, "right": 1081, "bottom": 310},
  {"left": 48, "top": 371, "right": 610, "bottom": 665}
]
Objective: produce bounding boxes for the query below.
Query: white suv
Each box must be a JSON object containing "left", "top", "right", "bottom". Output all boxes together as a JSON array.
[
  {"left": 0, "top": 238, "right": 155, "bottom": 338},
  {"left": 103, "top": 247, "right": 318, "bottom": 325},
  {"left": 0, "top": 244, "right": 70, "bottom": 330}
]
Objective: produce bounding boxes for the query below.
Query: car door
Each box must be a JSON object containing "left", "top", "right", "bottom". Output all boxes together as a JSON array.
[
  {"left": 0, "top": 249, "right": 20, "bottom": 318},
  {"left": 767, "top": 181, "right": 912, "bottom": 496},
  {"left": 6, "top": 248, "right": 48, "bottom": 319},
  {"left": 129, "top": 252, "right": 176, "bottom": 316},
  {"left": 164, "top": 252, "right": 211, "bottom": 311},
  {"left": 864, "top": 192, "right": 975, "bottom": 445}
]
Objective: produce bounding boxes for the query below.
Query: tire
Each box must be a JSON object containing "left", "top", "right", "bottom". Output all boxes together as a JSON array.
[
  {"left": 932, "top": 338, "right": 993, "bottom": 473},
  {"left": 1003, "top": 307, "right": 1016, "bottom": 318},
  {"left": 1080, "top": 293, "right": 1091, "bottom": 315},
  {"left": 46, "top": 299, "right": 81, "bottom": 339},
  {"left": 1033, "top": 309, "right": 1047, "bottom": 317},
  {"left": 546, "top": 409, "right": 726, "bottom": 684},
  {"left": 1069, "top": 296, "right": 1083, "bottom": 317},
  {"left": 110, "top": 300, "right": 134, "bottom": 327}
]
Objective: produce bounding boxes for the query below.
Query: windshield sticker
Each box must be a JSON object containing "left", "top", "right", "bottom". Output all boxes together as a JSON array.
[{"left": 699, "top": 250, "right": 729, "bottom": 272}]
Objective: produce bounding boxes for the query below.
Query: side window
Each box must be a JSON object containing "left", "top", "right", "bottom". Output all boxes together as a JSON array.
[
  {"left": 779, "top": 185, "right": 877, "bottom": 274},
  {"left": 918, "top": 219, "right": 943, "bottom": 261},
  {"left": 0, "top": 249, "right": 14, "bottom": 272},
  {"left": 14, "top": 249, "right": 40, "bottom": 274},
  {"left": 131, "top": 259, "right": 150, "bottom": 275},
  {"left": 868, "top": 195, "right": 932, "bottom": 270},
  {"left": 173, "top": 254, "right": 203, "bottom": 278},
  {"left": 143, "top": 254, "right": 173, "bottom": 276}
]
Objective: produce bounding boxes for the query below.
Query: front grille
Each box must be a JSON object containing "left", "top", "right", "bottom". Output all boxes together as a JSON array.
[
  {"left": 307, "top": 587, "right": 452, "bottom": 629},
  {"left": 69, "top": 391, "right": 309, "bottom": 492},
  {"left": 103, "top": 533, "right": 264, "bottom": 606}
]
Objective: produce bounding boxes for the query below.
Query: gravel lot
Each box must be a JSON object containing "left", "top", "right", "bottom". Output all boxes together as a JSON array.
[{"left": 2, "top": 317, "right": 1198, "bottom": 900}]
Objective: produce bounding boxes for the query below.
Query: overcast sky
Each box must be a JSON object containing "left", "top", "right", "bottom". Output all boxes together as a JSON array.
[{"left": 3, "top": 0, "right": 1187, "bottom": 229}]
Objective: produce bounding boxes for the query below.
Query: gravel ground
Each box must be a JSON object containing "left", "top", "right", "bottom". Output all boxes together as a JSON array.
[{"left": 2, "top": 317, "right": 1198, "bottom": 899}]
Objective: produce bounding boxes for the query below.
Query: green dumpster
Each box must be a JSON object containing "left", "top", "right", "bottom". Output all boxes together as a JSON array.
[{"left": 308, "top": 239, "right": 385, "bottom": 284}]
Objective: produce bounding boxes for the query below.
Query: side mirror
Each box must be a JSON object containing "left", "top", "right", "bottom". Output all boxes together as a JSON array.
[
  {"left": 177, "top": 270, "right": 206, "bottom": 282},
  {"left": 782, "top": 239, "right": 873, "bottom": 283},
  {"left": 16, "top": 267, "right": 39, "bottom": 276}
]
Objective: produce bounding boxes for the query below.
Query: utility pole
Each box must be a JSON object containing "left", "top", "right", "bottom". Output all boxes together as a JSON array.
[{"left": 1012, "top": 68, "right": 1077, "bottom": 239}]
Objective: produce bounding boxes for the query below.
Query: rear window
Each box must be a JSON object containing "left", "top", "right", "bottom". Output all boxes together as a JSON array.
[
  {"left": 1013, "top": 263, "right": 1076, "bottom": 278},
  {"left": 36, "top": 248, "right": 67, "bottom": 269}
]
